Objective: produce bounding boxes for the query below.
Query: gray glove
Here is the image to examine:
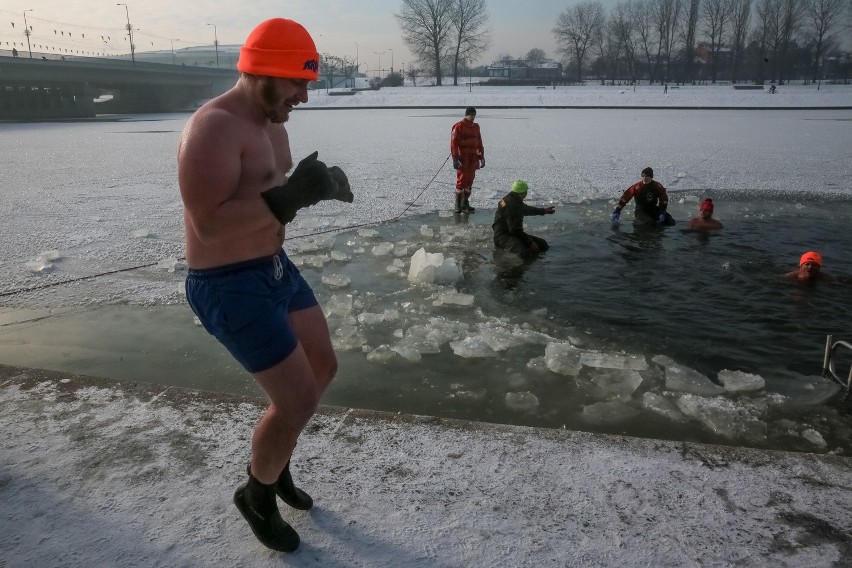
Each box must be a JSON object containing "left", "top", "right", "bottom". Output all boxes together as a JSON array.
[{"left": 261, "top": 151, "right": 353, "bottom": 225}]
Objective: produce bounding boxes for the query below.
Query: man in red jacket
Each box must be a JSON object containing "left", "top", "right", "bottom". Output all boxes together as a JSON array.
[
  {"left": 450, "top": 106, "right": 485, "bottom": 214},
  {"left": 611, "top": 167, "right": 675, "bottom": 227}
]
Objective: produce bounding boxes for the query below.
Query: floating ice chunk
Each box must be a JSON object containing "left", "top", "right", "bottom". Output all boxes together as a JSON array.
[
  {"left": 505, "top": 391, "right": 539, "bottom": 411},
  {"left": 372, "top": 242, "right": 393, "bottom": 256},
  {"left": 580, "top": 351, "right": 648, "bottom": 371},
  {"left": 663, "top": 363, "right": 725, "bottom": 396},
  {"left": 25, "top": 258, "right": 53, "bottom": 273},
  {"left": 304, "top": 255, "right": 328, "bottom": 269},
  {"left": 357, "top": 228, "right": 379, "bottom": 239},
  {"left": 801, "top": 428, "right": 827, "bottom": 448},
  {"left": 544, "top": 342, "right": 583, "bottom": 376},
  {"left": 452, "top": 389, "right": 487, "bottom": 401},
  {"left": 393, "top": 244, "right": 411, "bottom": 257},
  {"left": 641, "top": 392, "right": 687, "bottom": 422},
  {"left": 393, "top": 328, "right": 404, "bottom": 339},
  {"left": 717, "top": 369, "right": 765, "bottom": 392},
  {"left": 676, "top": 394, "right": 767, "bottom": 442},
  {"left": 390, "top": 344, "right": 422, "bottom": 362},
  {"left": 156, "top": 256, "right": 179, "bottom": 272},
  {"left": 433, "top": 292, "right": 475, "bottom": 306},
  {"left": 407, "top": 248, "right": 462, "bottom": 284},
  {"left": 582, "top": 401, "right": 640, "bottom": 425},
  {"left": 331, "top": 324, "right": 365, "bottom": 351},
  {"left": 682, "top": 194, "right": 700, "bottom": 203},
  {"left": 324, "top": 294, "right": 353, "bottom": 317},
  {"left": 357, "top": 312, "right": 385, "bottom": 325},
  {"left": 526, "top": 356, "right": 550, "bottom": 372},
  {"left": 366, "top": 344, "right": 397, "bottom": 362},
  {"left": 383, "top": 309, "right": 400, "bottom": 321},
  {"left": 769, "top": 373, "right": 841, "bottom": 407},
  {"left": 289, "top": 255, "right": 304, "bottom": 267},
  {"left": 330, "top": 250, "right": 351, "bottom": 262},
  {"left": 587, "top": 369, "right": 644, "bottom": 401},
  {"left": 322, "top": 273, "right": 351, "bottom": 288},
  {"left": 193, "top": 316, "right": 203, "bottom": 327},
  {"left": 131, "top": 228, "right": 149, "bottom": 238},
  {"left": 438, "top": 210, "right": 455, "bottom": 218},
  {"left": 420, "top": 225, "right": 435, "bottom": 238},
  {"left": 449, "top": 336, "right": 497, "bottom": 358},
  {"left": 39, "top": 249, "right": 61, "bottom": 261}
]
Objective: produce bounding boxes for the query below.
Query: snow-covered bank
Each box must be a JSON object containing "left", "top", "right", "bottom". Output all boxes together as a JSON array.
[
  {"left": 2, "top": 365, "right": 850, "bottom": 567},
  {"left": 304, "top": 83, "right": 852, "bottom": 109}
]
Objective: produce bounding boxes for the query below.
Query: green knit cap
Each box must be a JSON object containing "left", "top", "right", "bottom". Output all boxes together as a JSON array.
[{"left": 511, "top": 179, "right": 529, "bottom": 194}]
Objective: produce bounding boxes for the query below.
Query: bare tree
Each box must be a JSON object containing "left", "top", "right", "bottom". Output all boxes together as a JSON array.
[
  {"left": 777, "top": 0, "right": 805, "bottom": 83},
  {"left": 802, "top": 0, "right": 846, "bottom": 80},
  {"left": 753, "top": 0, "right": 782, "bottom": 82},
  {"left": 396, "top": 0, "right": 455, "bottom": 85},
  {"left": 611, "top": 0, "right": 641, "bottom": 82},
  {"left": 321, "top": 54, "right": 358, "bottom": 89},
  {"left": 633, "top": 0, "right": 662, "bottom": 82},
  {"left": 553, "top": 1, "right": 606, "bottom": 82},
  {"left": 729, "top": 0, "right": 752, "bottom": 81},
  {"left": 526, "top": 48, "right": 548, "bottom": 65},
  {"left": 702, "top": 0, "right": 735, "bottom": 82},
  {"left": 448, "top": 0, "right": 490, "bottom": 86},
  {"left": 679, "top": 0, "right": 702, "bottom": 82},
  {"left": 653, "top": 0, "right": 683, "bottom": 83}
]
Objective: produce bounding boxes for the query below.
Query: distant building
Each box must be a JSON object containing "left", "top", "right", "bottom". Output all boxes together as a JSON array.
[{"left": 486, "top": 59, "right": 563, "bottom": 81}]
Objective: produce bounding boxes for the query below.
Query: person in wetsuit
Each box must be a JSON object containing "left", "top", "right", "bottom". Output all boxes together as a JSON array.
[
  {"left": 493, "top": 179, "right": 555, "bottom": 258},
  {"left": 611, "top": 167, "right": 675, "bottom": 227}
]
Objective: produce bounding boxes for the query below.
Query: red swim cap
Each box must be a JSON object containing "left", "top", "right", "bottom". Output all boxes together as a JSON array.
[
  {"left": 799, "top": 251, "right": 822, "bottom": 266},
  {"left": 237, "top": 19, "right": 319, "bottom": 80},
  {"left": 699, "top": 198, "right": 714, "bottom": 212}
]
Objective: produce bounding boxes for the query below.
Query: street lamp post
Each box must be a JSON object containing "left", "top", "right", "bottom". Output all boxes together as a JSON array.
[
  {"left": 355, "top": 42, "right": 359, "bottom": 73},
  {"left": 116, "top": 3, "right": 135, "bottom": 63},
  {"left": 22, "top": 9, "right": 33, "bottom": 59},
  {"left": 374, "top": 50, "right": 385, "bottom": 78},
  {"left": 171, "top": 39, "right": 179, "bottom": 65},
  {"left": 207, "top": 23, "right": 219, "bottom": 68},
  {"left": 389, "top": 48, "right": 393, "bottom": 76}
]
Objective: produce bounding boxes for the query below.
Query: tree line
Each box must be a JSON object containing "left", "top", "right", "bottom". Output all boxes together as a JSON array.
[{"left": 387, "top": 0, "right": 849, "bottom": 86}]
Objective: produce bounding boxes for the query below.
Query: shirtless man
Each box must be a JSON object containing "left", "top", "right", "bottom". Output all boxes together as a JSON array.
[
  {"left": 686, "top": 198, "right": 723, "bottom": 231},
  {"left": 178, "top": 18, "right": 352, "bottom": 552},
  {"left": 786, "top": 251, "right": 835, "bottom": 283}
]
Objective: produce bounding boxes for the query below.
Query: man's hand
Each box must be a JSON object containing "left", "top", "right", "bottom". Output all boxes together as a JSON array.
[
  {"left": 657, "top": 212, "right": 667, "bottom": 225},
  {"left": 479, "top": 158, "right": 485, "bottom": 169},
  {"left": 611, "top": 208, "right": 621, "bottom": 223},
  {"left": 452, "top": 157, "right": 461, "bottom": 170},
  {"left": 261, "top": 151, "right": 354, "bottom": 225},
  {"left": 544, "top": 206, "right": 556, "bottom": 214}
]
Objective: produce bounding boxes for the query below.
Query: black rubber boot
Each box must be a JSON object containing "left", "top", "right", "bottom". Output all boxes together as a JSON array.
[
  {"left": 454, "top": 194, "right": 463, "bottom": 214},
  {"left": 247, "top": 462, "right": 313, "bottom": 510},
  {"left": 234, "top": 474, "right": 300, "bottom": 552},
  {"left": 276, "top": 462, "right": 313, "bottom": 510},
  {"left": 462, "top": 195, "right": 475, "bottom": 213}
]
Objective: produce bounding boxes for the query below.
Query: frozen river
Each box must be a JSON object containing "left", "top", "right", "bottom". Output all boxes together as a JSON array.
[{"left": 1, "top": 102, "right": 851, "bottom": 454}]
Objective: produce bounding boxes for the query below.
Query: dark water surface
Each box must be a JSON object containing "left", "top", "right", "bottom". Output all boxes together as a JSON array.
[{"left": 1, "top": 190, "right": 850, "bottom": 454}]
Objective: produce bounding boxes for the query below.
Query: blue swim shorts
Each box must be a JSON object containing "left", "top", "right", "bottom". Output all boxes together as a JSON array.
[{"left": 185, "top": 250, "right": 318, "bottom": 373}]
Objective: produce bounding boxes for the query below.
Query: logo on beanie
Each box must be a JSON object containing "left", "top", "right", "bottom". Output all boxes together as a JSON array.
[{"left": 303, "top": 59, "right": 318, "bottom": 72}]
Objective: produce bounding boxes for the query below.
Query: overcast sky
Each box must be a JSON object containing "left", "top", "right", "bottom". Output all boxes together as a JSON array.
[{"left": 2, "top": 0, "right": 576, "bottom": 68}]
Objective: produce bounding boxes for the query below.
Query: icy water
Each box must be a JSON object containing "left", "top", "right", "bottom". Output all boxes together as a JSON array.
[{"left": 1, "top": 108, "right": 851, "bottom": 455}]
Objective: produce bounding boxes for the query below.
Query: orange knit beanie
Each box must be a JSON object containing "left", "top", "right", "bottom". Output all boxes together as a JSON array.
[{"left": 237, "top": 18, "right": 319, "bottom": 80}]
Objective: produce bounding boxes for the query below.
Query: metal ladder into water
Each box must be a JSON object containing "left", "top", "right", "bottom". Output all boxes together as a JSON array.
[{"left": 823, "top": 335, "right": 852, "bottom": 402}]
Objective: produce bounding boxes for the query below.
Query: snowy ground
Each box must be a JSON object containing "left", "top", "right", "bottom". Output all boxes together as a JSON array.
[
  {"left": 2, "top": 365, "right": 851, "bottom": 567},
  {"left": 1, "top": 85, "right": 851, "bottom": 566}
]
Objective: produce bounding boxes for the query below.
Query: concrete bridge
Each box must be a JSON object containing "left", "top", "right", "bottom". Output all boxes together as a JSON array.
[{"left": 0, "top": 55, "right": 237, "bottom": 120}]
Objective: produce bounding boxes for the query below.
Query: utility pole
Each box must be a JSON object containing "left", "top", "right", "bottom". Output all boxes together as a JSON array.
[
  {"left": 207, "top": 23, "right": 219, "bottom": 68},
  {"left": 116, "top": 3, "right": 135, "bottom": 63},
  {"left": 389, "top": 48, "right": 393, "bottom": 76},
  {"left": 23, "top": 9, "right": 33, "bottom": 59},
  {"left": 374, "top": 50, "right": 385, "bottom": 78},
  {"left": 171, "top": 39, "right": 179, "bottom": 65}
]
